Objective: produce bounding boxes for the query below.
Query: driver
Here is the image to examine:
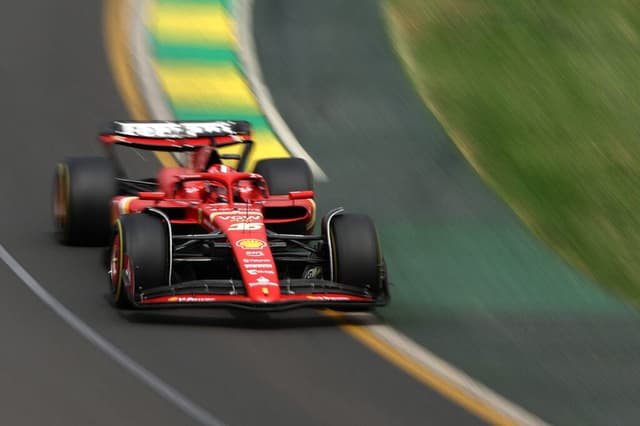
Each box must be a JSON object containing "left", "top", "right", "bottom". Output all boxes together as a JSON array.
[
  {"left": 204, "top": 182, "right": 228, "bottom": 203},
  {"left": 232, "top": 179, "right": 265, "bottom": 203},
  {"left": 205, "top": 164, "right": 232, "bottom": 202}
]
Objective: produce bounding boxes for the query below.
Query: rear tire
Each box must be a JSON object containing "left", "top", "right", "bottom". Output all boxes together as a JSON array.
[
  {"left": 109, "top": 214, "right": 169, "bottom": 308},
  {"left": 254, "top": 158, "right": 313, "bottom": 194},
  {"left": 53, "top": 157, "right": 116, "bottom": 245},
  {"left": 254, "top": 158, "right": 314, "bottom": 234},
  {"left": 328, "top": 214, "right": 382, "bottom": 293}
]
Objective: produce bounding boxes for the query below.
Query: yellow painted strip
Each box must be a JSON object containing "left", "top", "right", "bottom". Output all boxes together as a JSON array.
[
  {"left": 197, "top": 130, "right": 288, "bottom": 171},
  {"left": 149, "top": 3, "right": 235, "bottom": 46},
  {"left": 154, "top": 63, "right": 259, "bottom": 110},
  {"left": 103, "top": 0, "right": 177, "bottom": 167},
  {"left": 106, "top": 2, "right": 517, "bottom": 425},
  {"left": 325, "top": 311, "right": 517, "bottom": 426},
  {"left": 245, "top": 130, "right": 290, "bottom": 170}
]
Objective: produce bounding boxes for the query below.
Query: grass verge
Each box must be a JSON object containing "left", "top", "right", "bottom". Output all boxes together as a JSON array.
[{"left": 384, "top": 0, "right": 640, "bottom": 303}]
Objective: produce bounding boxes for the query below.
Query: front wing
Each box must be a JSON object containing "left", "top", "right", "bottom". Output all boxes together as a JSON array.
[{"left": 133, "top": 279, "right": 388, "bottom": 311}]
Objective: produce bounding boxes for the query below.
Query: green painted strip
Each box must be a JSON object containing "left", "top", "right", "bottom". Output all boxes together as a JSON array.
[
  {"left": 149, "top": 0, "right": 282, "bottom": 150},
  {"left": 151, "top": 37, "right": 238, "bottom": 64},
  {"left": 162, "top": 103, "right": 274, "bottom": 135},
  {"left": 219, "top": 0, "right": 233, "bottom": 10},
  {"left": 174, "top": 109, "right": 272, "bottom": 130},
  {"left": 379, "top": 222, "right": 629, "bottom": 314},
  {"left": 155, "top": 0, "right": 226, "bottom": 6},
  {"left": 154, "top": 0, "right": 233, "bottom": 12}
]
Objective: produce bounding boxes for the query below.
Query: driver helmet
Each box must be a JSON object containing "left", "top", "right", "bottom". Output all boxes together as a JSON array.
[{"left": 207, "top": 163, "right": 232, "bottom": 174}]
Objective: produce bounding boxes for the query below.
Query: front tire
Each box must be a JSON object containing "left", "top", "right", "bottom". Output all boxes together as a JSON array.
[
  {"left": 53, "top": 157, "right": 116, "bottom": 245},
  {"left": 109, "top": 214, "right": 169, "bottom": 308},
  {"left": 328, "top": 213, "right": 383, "bottom": 294}
]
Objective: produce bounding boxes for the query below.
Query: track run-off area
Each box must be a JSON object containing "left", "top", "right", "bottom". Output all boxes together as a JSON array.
[{"left": 1, "top": 1, "right": 639, "bottom": 425}]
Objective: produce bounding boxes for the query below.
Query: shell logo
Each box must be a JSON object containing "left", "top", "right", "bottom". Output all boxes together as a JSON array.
[{"left": 236, "top": 239, "right": 266, "bottom": 249}]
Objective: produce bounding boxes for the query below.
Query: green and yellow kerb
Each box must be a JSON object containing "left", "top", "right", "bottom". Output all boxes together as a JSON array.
[{"left": 149, "top": 0, "right": 289, "bottom": 170}]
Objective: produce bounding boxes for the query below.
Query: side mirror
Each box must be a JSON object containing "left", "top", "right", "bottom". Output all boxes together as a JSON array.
[{"left": 288, "top": 190, "right": 314, "bottom": 200}]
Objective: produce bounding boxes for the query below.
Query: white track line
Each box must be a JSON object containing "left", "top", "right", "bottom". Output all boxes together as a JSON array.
[
  {"left": 366, "top": 322, "right": 548, "bottom": 425},
  {"left": 129, "top": 0, "right": 187, "bottom": 164},
  {"left": 234, "top": 0, "right": 328, "bottom": 182},
  {"left": 130, "top": 0, "right": 173, "bottom": 120},
  {"left": 0, "top": 244, "right": 225, "bottom": 426},
  {"left": 234, "top": 1, "right": 547, "bottom": 425}
]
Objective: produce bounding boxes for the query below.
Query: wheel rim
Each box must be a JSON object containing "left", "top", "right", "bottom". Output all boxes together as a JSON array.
[
  {"left": 109, "top": 233, "right": 123, "bottom": 296},
  {"left": 53, "top": 164, "right": 69, "bottom": 230},
  {"left": 123, "top": 256, "right": 134, "bottom": 299}
]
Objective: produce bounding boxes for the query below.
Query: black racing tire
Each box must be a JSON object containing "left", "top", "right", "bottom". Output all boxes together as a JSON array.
[
  {"left": 109, "top": 214, "right": 169, "bottom": 308},
  {"left": 328, "top": 214, "right": 382, "bottom": 293},
  {"left": 254, "top": 158, "right": 314, "bottom": 234},
  {"left": 53, "top": 157, "right": 116, "bottom": 245},
  {"left": 253, "top": 157, "right": 313, "bottom": 195}
]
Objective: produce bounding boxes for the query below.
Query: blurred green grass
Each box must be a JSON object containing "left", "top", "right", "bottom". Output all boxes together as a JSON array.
[{"left": 385, "top": 0, "right": 640, "bottom": 303}]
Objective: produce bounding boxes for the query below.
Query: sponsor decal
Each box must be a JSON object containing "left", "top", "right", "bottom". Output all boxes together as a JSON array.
[
  {"left": 218, "top": 215, "right": 262, "bottom": 221},
  {"left": 247, "top": 276, "right": 278, "bottom": 287},
  {"left": 116, "top": 121, "right": 234, "bottom": 138},
  {"left": 168, "top": 295, "right": 217, "bottom": 302},
  {"left": 182, "top": 122, "right": 235, "bottom": 136},
  {"left": 244, "top": 264, "right": 274, "bottom": 269},
  {"left": 306, "top": 295, "right": 351, "bottom": 301},
  {"left": 247, "top": 282, "right": 278, "bottom": 287},
  {"left": 228, "top": 223, "right": 263, "bottom": 231},
  {"left": 245, "top": 250, "right": 264, "bottom": 257},
  {"left": 243, "top": 258, "right": 271, "bottom": 263},
  {"left": 246, "top": 269, "right": 275, "bottom": 275},
  {"left": 236, "top": 239, "right": 266, "bottom": 249},
  {"left": 208, "top": 209, "right": 235, "bottom": 223}
]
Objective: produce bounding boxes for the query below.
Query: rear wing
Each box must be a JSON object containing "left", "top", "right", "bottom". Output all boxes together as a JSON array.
[{"left": 99, "top": 120, "right": 252, "bottom": 151}]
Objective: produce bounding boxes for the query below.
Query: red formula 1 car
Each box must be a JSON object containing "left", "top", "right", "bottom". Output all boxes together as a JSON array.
[{"left": 53, "top": 120, "right": 389, "bottom": 310}]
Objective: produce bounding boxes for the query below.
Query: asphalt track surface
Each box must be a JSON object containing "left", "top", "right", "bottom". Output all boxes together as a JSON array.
[
  {"left": 253, "top": 1, "right": 640, "bottom": 425},
  {"left": 0, "top": 2, "right": 486, "bottom": 425}
]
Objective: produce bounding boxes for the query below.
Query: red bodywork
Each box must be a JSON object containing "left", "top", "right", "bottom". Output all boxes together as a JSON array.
[{"left": 100, "top": 121, "right": 382, "bottom": 310}]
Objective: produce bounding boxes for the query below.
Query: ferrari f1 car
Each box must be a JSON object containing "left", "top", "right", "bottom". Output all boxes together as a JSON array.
[{"left": 53, "top": 120, "right": 389, "bottom": 311}]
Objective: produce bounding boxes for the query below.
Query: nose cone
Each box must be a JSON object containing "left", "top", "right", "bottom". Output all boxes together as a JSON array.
[
  {"left": 246, "top": 276, "right": 281, "bottom": 302},
  {"left": 214, "top": 209, "right": 282, "bottom": 303}
]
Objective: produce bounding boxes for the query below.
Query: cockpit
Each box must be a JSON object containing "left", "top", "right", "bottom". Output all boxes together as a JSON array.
[
  {"left": 231, "top": 178, "right": 268, "bottom": 203},
  {"left": 156, "top": 164, "right": 269, "bottom": 204}
]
